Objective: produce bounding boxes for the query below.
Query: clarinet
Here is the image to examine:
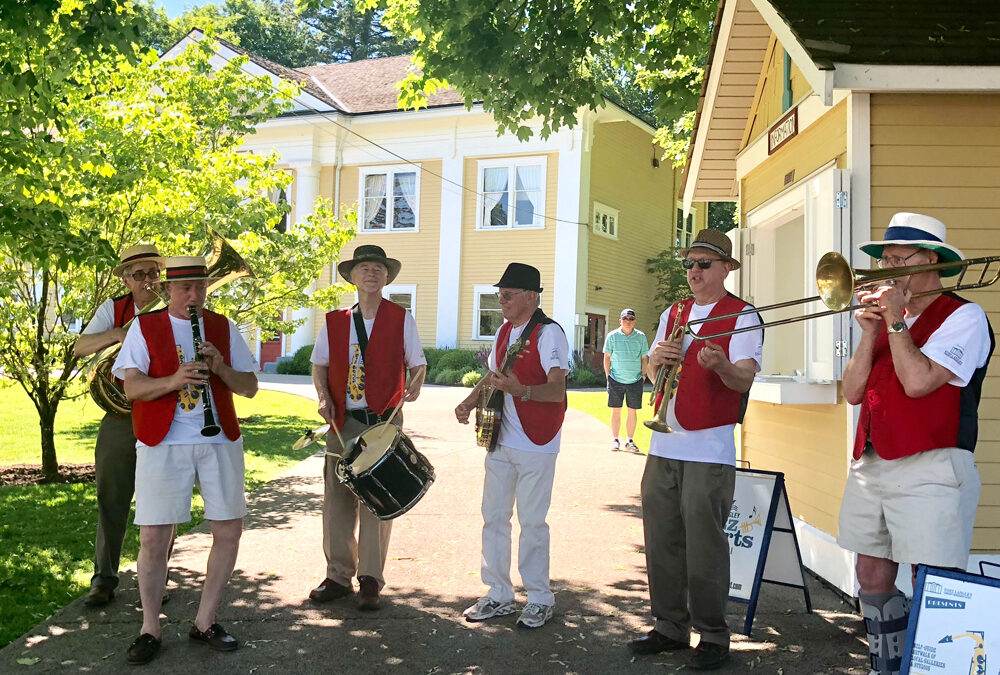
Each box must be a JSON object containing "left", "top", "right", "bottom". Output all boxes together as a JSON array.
[{"left": 189, "top": 306, "right": 222, "bottom": 437}]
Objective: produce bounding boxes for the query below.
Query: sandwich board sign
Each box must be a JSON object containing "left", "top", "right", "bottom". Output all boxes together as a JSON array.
[
  {"left": 728, "top": 468, "right": 812, "bottom": 635},
  {"left": 900, "top": 565, "right": 1000, "bottom": 675}
]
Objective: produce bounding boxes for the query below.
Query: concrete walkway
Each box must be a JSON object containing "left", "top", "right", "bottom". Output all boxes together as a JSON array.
[{"left": 0, "top": 379, "right": 867, "bottom": 673}]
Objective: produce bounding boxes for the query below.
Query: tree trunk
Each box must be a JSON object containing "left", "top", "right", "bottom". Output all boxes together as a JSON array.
[{"left": 39, "top": 399, "right": 60, "bottom": 481}]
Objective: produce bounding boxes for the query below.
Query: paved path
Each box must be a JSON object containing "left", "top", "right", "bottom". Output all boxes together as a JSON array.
[{"left": 0, "top": 380, "right": 867, "bottom": 673}]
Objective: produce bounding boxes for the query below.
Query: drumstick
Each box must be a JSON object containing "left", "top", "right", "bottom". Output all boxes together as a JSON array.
[{"left": 375, "top": 368, "right": 425, "bottom": 436}]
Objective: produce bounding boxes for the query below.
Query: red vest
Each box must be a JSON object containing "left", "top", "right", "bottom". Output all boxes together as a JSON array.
[
  {"left": 496, "top": 319, "right": 566, "bottom": 446},
  {"left": 671, "top": 294, "right": 751, "bottom": 431},
  {"left": 325, "top": 301, "right": 406, "bottom": 428},
  {"left": 111, "top": 293, "right": 136, "bottom": 328},
  {"left": 131, "top": 309, "right": 241, "bottom": 446},
  {"left": 853, "top": 294, "right": 964, "bottom": 460}
]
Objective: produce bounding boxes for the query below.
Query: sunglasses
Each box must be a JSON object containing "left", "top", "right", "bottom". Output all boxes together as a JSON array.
[
  {"left": 129, "top": 269, "right": 161, "bottom": 281},
  {"left": 621, "top": 317, "right": 635, "bottom": 321},
  {"left": 681, "top": 258, "right": 720, "bottom": 270}
]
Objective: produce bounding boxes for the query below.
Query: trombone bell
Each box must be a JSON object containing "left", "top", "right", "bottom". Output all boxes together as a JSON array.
[{"left": 815, "top": 251, "right": 856, "bottom": 311}]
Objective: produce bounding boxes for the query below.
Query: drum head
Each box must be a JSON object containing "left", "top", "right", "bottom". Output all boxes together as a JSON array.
[{"left": 350, "top": 423, "right": 398, "bottom": 474}]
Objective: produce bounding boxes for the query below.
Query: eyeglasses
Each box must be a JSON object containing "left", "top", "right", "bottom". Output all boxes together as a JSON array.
[
  {"left": 621, "top": 317, "right": 635, "bottom": 322},
  {"left": 682, "top": 258, "right": 720, "bottom": 270},
  {"left": 129, "top": 268, "right": 161, "bottom": 281},
  {"left": 877, "top": 251, "right": 923, "bottom": 269},
  {"left": 498, "top": 290, "right": 527, "bottom": 302}
]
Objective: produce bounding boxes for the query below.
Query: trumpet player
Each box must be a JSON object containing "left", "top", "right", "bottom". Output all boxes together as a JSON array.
[
  {"left": 838, "top": 213, "right": 993, "bottom": 675},
  {"left": 74, "top": 244, "right": 164, "bottom": 607},
  {"left": 629, "top": 230, "right": 761, "bottom": 671},
  {"left": 112, "top": 256, "right": 259, "bottom": 665}
]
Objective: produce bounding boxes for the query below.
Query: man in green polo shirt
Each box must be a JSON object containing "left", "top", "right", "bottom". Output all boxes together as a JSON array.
[{"left": 603, "top": 308, "right": 649, "bottom": 453}]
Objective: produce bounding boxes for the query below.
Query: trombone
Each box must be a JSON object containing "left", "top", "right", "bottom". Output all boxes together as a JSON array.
[{"left": 686, "top": 251, "right": 1000, "bottom": 341}]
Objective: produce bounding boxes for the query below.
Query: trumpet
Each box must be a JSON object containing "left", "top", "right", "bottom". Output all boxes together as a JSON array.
[{"left": 645, "top": 299, "right": 690, "bottom": 434}]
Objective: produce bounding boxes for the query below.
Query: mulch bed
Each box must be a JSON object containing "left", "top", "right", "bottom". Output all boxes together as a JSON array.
[{"left": 0, "top": 463, "right": 96, "bottom": 487}]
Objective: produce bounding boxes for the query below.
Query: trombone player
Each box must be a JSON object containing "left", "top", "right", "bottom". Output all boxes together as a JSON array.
[
  {"left": 74, "top": 244, "right": 164, "bottom": 607},
  {"left": 628, "top": 229, "right": 761, "bottom": 671},
  {"left": 838, "top": 213, "right": 994, "bottom": 675}
]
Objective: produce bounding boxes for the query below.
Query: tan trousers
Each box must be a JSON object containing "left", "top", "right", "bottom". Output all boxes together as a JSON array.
[{"left": 321, "top": 412, "right": 401, "bottom": 589}]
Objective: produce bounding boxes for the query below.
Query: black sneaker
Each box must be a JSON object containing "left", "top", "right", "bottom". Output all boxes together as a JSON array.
[
  {"left": 189, "top": 623, "right": 238, "bottom": 652},
  {"left": 689, "top": 641, "right": 730, "bottom": 670},
  {"left": 126, "top": 633, "right": 161, "bottom": 665}
]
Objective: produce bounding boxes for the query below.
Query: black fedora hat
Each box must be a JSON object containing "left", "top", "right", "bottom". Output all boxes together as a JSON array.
[
  {"left": 337, "top": 245, "right": 402, "bottom": 283},
  {"left": 494, "top": 262, "right": 542, "bottom": 292}
]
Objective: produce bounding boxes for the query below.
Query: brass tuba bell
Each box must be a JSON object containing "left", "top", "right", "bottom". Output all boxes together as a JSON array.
[{"left": 86, "top": 229, "right": 254, "bottom": 415}]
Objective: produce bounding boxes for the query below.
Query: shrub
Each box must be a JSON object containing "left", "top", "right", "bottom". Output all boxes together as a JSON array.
[
  {"left": 433, "top": 368, "right": 464, "bottom": 385},
  {"left": 461, "top": 370, "right": 484, "bottom": 387},
  {"left": 437, "top": 349, "right": 480, "bottom": 372},
  {"left": 276, "top": 344, "right": 314, "bottom": 375},
  {"left": 571, "top": 368, "right": 603, "bottom": 387},
  {"left": 423, "top": 348, "right": 447, "bottom": 371}
]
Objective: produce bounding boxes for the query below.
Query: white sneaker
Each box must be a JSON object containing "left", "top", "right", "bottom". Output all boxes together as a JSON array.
[
  {"left": 611, "top": 438, "right": 620, "bottom": 451},
  {"left": 625, "top": 439, "right": 640, "bottom": 453},
  {"left": 463, "top": 597, "right": 516, "bottom": 622},
  {"left": 516, "top": 602, "right": 554, "bottom": 629}
]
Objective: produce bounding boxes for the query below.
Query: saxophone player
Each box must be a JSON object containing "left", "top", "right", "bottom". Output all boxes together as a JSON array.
[
  {"left": 74, "top": 244, "right": 164, "bottom": 607},
  {"left": 628, "top": 230, "right": 762, "bottom": 671},
  {"left": 112, "top": 256, "right": 259, "bottom": 665}
]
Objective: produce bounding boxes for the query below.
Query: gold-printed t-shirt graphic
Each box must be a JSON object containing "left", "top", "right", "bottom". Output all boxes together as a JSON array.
[
  {"left": 177, "top": 344, "right": 203, "bottom": 412},
  {"left": 348, "top": 344, "right": 366, "bottom": 402}
]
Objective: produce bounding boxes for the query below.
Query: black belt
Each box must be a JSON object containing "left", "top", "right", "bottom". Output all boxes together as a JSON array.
[{"left": 347, "top": 408, "right": 393, "bottom": 426}]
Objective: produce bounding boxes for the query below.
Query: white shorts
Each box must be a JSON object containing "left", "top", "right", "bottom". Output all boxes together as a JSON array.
[
  {"left": 837, "top": 447, "right": 981, "bottom": 568},
  {"left": 134, "top": 440, "right": 247, "bottom": 525}
]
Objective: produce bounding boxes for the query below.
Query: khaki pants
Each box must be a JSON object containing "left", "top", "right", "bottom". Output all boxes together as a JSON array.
[
  {"left": 321, "top": 413, "right": 401, "bottom": 588},
  {"left": 92, "top": 412, "right": 137, "bottom": 588},
  {"left": 641, "top": 455, "right": 735, "bottom": 647}
]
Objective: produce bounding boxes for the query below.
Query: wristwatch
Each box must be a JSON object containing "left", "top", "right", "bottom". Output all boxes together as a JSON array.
[
  {"left": 887, "top": 320, "right": 907, "bottom": 334},
  {"left": 520, "top": 386, "right": 531, "bottom": 401}
]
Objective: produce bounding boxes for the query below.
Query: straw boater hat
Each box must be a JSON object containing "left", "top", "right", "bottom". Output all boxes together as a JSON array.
[
  {"left": 337, "top": 245, "right": 402, "bottom": 284},
  {"left": 113, "top": 244, "right": 164, "bottom": 277},
  {"left": 858, "top": 212, "right": 964, "bottom": 277},
  {"left": 163, "top": 256, "right": 210, "bottom": 282},
  {"left": 679, "top": 229, "right": 741, "bottom": 270},
  {"left": 494, "top": 262, "right": 543, "bottom": 292}
]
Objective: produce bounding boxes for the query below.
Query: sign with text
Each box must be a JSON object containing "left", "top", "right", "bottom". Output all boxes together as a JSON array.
[
  {"left": 901, "top": 566, "right": 1000, "bottom": 675},
  {"left": 729, "top": 469, "right": 812, "bottom": 634},
  {"left": 768, "top": 107, "right": 798, "bottom": 155}
]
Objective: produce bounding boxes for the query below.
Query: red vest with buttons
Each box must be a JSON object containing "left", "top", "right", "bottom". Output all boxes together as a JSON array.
[
  {"left": 853, "top": 294, "right": 965, "bottom": 461},
  {"left": 670, "top": 294, "right": 753, "bottom": 430},
  {"left": 131, "top": 309, "right": 241, "bottom": 446},
  {"left": 325, "top": 300, "right": 406, "bottom": 429},
  {"left": 496, "top": 318, "right": 566, "bottom": 446}
]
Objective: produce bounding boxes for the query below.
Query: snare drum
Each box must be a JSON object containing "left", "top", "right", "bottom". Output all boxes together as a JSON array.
[{"left": 338, "top": 423, "right": 435, "bottom": 520}]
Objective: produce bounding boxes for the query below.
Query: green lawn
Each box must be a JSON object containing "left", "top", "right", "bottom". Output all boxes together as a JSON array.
[
  {"left": 567, "top": 389, "right": 653, "bottom": 452},
  {"left": 0, "top": 385, "right": 323, "bottom": 648}
]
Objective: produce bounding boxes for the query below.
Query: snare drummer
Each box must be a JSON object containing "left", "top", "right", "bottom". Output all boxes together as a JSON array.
[{"left": 309, "top": 245, "right": 426, "bottom": 611}]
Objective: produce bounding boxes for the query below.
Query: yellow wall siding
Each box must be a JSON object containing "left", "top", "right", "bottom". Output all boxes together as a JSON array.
[
  {"left": 587, "top": 121, "right": 680, "bottom": 336},
  {"left": 312, "top": 161, "right": 442, "bottom": 347},
  {"left": 869, "top": 93, "right": 1000, "bottom": 550},
  {"left": 743, "top": 35, "right": 812, "bottom": 149},
  {"left": 742, "top": 397, "right": 850, "bottom": 535},
  {"left": 741, "top": 100, "right": 847, "bottom": 213},
  {"left": 456, "top": 152, "right": 559, "bottom": 349}
]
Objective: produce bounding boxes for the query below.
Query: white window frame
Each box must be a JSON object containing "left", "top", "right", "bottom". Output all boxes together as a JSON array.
[
  {"left": 675, "top": 203, "right": 695, "bottom": 248},
  {"left": 472, "top": 284, "right": 503, "bottom": 340},
  {"left": 358, "top": 164, "right": 421, "bottom": 233},
  {"left": 592, "top": 202, "right": 619, "bottom": 240},
  {"left": 475, "top": 156, "right": 548, "bottom": 230},
  {"left": 382, "top": 283, "right": 416, "bottom": 316}
]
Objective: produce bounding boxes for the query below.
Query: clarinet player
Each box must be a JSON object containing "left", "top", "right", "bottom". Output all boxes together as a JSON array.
[{"left": 113, "top": 255, "right": 259, "bottom": 665}]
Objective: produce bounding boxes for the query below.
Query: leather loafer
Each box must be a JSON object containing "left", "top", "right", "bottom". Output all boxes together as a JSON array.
[
  {"left": 689, "top": 641, "right": 730, "bottom": 670},
  {"left": 309, "top": 577, "right": 353, "bottom": 603},
  {"left": 84, "top": 582, "right": 114, "bottom": 607},
  {"left": 126, "top": 633, "right": 161, "bottom": 664},
  {"left": 628, "top": 629, "right": 691, "bottom": 655},
  {"left": 189, "top": 623, "right": 238, "bottom": 652},
  {"left": 357, "top": 575, "right": 380, "bottom": 611}
]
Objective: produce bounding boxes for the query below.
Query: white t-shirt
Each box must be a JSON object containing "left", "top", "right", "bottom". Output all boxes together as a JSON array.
[
  {"left": 647, "top": 301, "right": 763, "bottom": 465},
  {"left": 908, "top": 301, "right": 991, "bottom": 386},
  {"left": 311, "top": 307, "right": 426, "bottom": 410},
  {"left": 83, "top": 297, "right": 138, "bottom": 334},
  {"left": 487, "top": 321, "right": 570, "bottom": 454},
  {"left": 112, "top": 313, "right": 259, "bottom": 447}
]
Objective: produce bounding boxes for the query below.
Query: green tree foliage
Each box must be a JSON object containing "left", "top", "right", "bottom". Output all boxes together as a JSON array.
[
  {"left": 708, "top": 201, "right": 738, "bottom": 233},
  {"left": 0, "top": 38, "right": 355, "bottom": 479},
  {"left": 336, "top": 0, "right": 716, "bottom": 145},
  {"left": 301, "top": 0, "right": 414, "bottom": 62},
  {"left": 646, "top": 249, "right": 693, "bottom": 320}
]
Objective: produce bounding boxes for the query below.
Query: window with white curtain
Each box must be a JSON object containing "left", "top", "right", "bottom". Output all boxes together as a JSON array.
[
  {"left": 360, "top": 166, "right": 419, "bottom": 232},
  {"left": 473, "top": 285, "right": 504, "bottom": 339},
  {"left": 477, "top": 157, "right": 546, "bottom": 229}
]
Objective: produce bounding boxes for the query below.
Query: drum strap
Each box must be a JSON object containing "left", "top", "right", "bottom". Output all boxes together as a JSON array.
[{"left": 352, "top": 304, "right": 369, "bottom": 361}]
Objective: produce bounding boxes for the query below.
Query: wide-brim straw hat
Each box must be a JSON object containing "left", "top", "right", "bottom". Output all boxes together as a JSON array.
[
  {"left": 163, "top": 256, "right": 210, "bottom": 282},
  {"left": 337, "top": 245, "right": 402, "bottom": 284},
  {"left": 679, "top": 229, "right": 741, "bottom": 270},
  {"left": 858, "top": 212, "right": 964, "bottom": 277},
  {"left": 113, "top": 244, "right": 164, "bottom": 277}
]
